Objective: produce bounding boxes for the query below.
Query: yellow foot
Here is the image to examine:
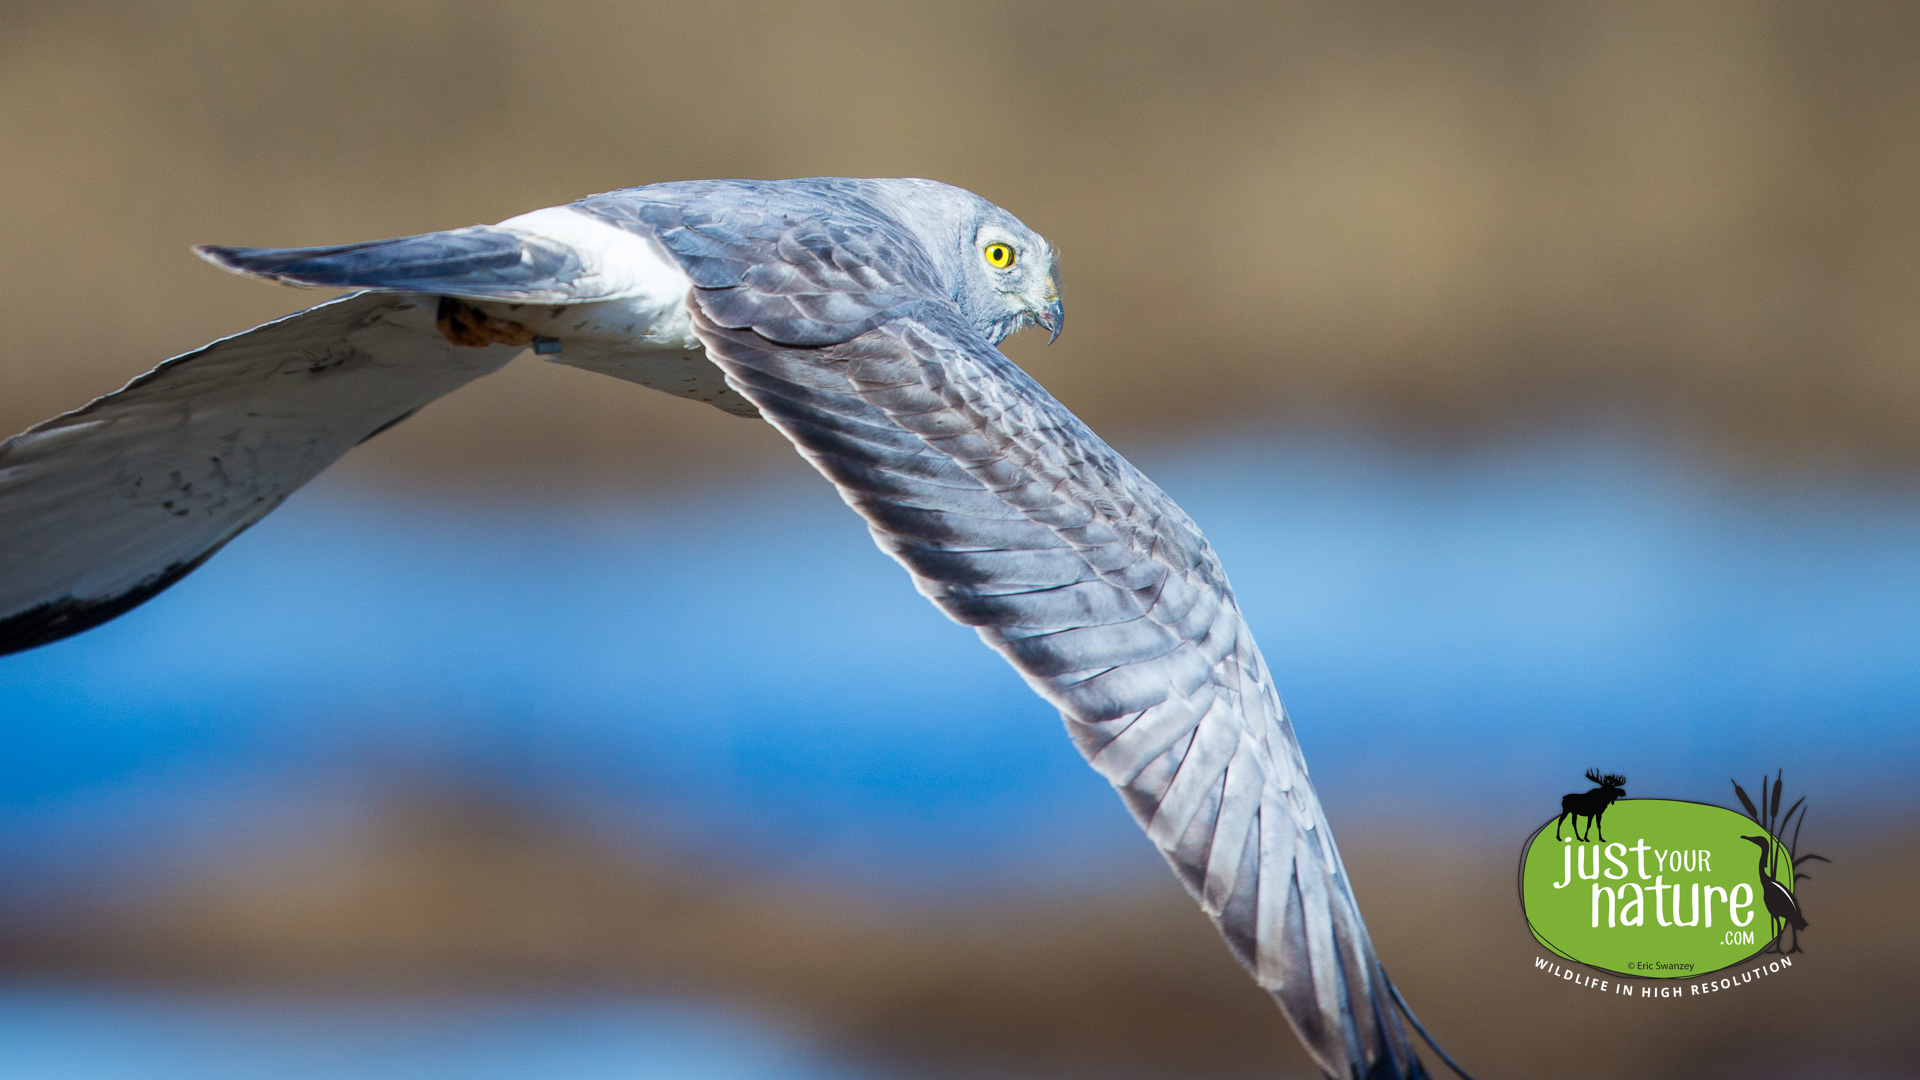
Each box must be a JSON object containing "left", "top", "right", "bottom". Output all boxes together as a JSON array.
[{"left": 436, "top": 296, "right": 537, "bottom": 348}]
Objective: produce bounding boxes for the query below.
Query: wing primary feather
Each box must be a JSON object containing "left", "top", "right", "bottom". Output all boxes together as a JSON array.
[
  {"left": 356, "top": 406, "right": 423, "bottom": 445},
  {"left": 0, "top": 293, "right": 514, "bottom": 654},
  {"left": 0, "top": 537, "right": 231, "bottom": 656}
]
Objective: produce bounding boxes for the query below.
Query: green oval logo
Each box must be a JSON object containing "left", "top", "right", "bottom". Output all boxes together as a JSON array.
[{"left": 1519, "top": 799, "right": 1795, "bottom": 978}]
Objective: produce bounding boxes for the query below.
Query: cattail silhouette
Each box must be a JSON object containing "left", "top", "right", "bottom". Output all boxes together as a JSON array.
[{"left": 1731, "top": 771, "right": 1828, "bottom": 954}]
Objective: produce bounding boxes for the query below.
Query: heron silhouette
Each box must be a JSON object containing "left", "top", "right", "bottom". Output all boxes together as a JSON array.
[
  {"left": 1732, "top": 771, "right": 1827, "bottom": 956},
  {"left": 1740, "top": 834, "right": 1807, "bottom": 953}
]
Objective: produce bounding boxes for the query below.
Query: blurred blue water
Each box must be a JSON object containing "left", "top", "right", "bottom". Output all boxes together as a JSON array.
[
  {"left": 0, "top": 984, "right": 867, "bottom": 1080},
  {"left": 0, "top": 431, "right": 1914, "bottom": 889}
]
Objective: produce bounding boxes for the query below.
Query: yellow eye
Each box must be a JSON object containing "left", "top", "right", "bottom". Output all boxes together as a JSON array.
[{"left": 984, "top": 242, "right": 1016, "bottom": 269}]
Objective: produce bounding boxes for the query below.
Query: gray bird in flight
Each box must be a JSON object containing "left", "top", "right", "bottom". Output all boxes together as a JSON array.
[{"left": 0, "top": 178, "right": 1467, "bottom": 1080}]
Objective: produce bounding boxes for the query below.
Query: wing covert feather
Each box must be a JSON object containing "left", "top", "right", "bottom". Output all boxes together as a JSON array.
[
  {"left": 690, "top": 303, "right": 1425, "bottom": 1079},
  {"left": 576, "top": 180, "right": 943, "bottom": 347}
]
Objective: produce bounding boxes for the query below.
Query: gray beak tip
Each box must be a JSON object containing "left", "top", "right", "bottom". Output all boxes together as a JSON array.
[{"left": 1039, "top": 299, "right": 1064, "bottom": 344}]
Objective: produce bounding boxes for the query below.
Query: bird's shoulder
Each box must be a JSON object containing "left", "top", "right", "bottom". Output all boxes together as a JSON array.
[{"left": 569, "top": 179, "right": 951, "bottom": 346}]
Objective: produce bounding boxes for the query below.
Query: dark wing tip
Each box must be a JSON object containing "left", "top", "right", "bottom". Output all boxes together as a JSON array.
[
  {"left": 0, "top": 554, "right": 213, "bottom": 658},
  {"left": 197, "top": 242, "right": 310, "bottom": 283},
  {"left": 193, "top": 243, "right": 244, "bottom": 268},
  {"left": 192, "top": 242, "right": 347, "bottom": 287}
]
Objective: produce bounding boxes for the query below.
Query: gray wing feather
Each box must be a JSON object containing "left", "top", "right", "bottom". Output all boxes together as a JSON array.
[
  {"left": 576, "top": 180, "right": 943, "bottom": 346},
  {"left": 197, "top": 227, "right": 584, "bottom": 301},
  {"left": 0, "top": 292, "right": 516, "bottom": 654},
  {"left": 681, "top": 282, "right": 1425, "bottom": 1076}
]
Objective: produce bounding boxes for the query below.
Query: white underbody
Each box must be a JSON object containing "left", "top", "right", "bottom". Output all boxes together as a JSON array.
[{"left": 467, "top": 206, "right": 759, "bottom": 418}]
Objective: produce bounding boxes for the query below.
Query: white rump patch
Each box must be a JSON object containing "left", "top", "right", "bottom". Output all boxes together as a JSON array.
[{"left": 494, "top": 205, "right": 689, "bottom": 305}]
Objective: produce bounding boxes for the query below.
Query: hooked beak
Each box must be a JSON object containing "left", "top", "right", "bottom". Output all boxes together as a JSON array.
[{"left": 1036, "top": 289, "right": 1063, "bottom": 344}]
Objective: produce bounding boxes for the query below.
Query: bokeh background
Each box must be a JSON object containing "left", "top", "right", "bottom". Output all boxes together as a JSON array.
[{"left": 1, "top": 2, "right": 1917, "bottom": 1077}]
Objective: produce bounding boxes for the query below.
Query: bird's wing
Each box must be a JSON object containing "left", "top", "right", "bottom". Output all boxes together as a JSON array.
[
  {"left": 661, "top": 216, "right": 1422, "bottom": 1073},
  {"left": 0, "top": 291, "right": 517, "bottom": 655},
  {"left": 617, "top": 181, "right": 1426, "bottom": 1077}
]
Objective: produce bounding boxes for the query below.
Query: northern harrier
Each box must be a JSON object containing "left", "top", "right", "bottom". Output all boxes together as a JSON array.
[{"left": 0, "top": 178, "right": 1467, "bottom": 1080}]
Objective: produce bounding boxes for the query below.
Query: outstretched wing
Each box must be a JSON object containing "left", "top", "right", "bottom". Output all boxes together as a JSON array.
[
  {"left": 637, "top": 187, "right": 1425, "bottom": 1079},
  {"left": 0, "top": 292, "right": 517, "bottom": 655}
]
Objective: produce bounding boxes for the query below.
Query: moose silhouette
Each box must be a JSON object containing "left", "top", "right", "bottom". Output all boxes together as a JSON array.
[{"left": 1555, "top": 769, "right": 1626, "bottom": 842}]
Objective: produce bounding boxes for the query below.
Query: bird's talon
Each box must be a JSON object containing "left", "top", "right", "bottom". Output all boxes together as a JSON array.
[{"left": 435, "top": 296, "right": 537, "bottom": 349}]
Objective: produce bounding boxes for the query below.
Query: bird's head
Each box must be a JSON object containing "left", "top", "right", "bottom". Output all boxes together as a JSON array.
[
  {"left": 878, "top": 180, "right": 1063, "bottom": 346},
  {"left": 964, "top": 208, "right": 1062, "bottom": 345},
  {"left": 1740, "top": 835, "right": 1771, "bottom": 849}
]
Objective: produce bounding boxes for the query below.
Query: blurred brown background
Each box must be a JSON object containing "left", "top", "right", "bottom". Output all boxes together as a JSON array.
[
  {"left": 3, "top": 790, "right": 1911, "bottom": 1080},
  {"left": 6, "top": 1, "right": 1920, "bottom": 486},
  {"left": 1, "top": 3, "right": 1917, "bottom": 1079}
]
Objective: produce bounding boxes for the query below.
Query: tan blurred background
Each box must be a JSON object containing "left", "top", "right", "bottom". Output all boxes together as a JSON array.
[
  {"left": 2, "top": 3, "right": 1917, "bottom": 1078},
  {"left": 5, "top": 0, "right": 1920, "bottom": 486},
  {"left": 4, "top": 789, "right": 1910, "bottom": 1079}
]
